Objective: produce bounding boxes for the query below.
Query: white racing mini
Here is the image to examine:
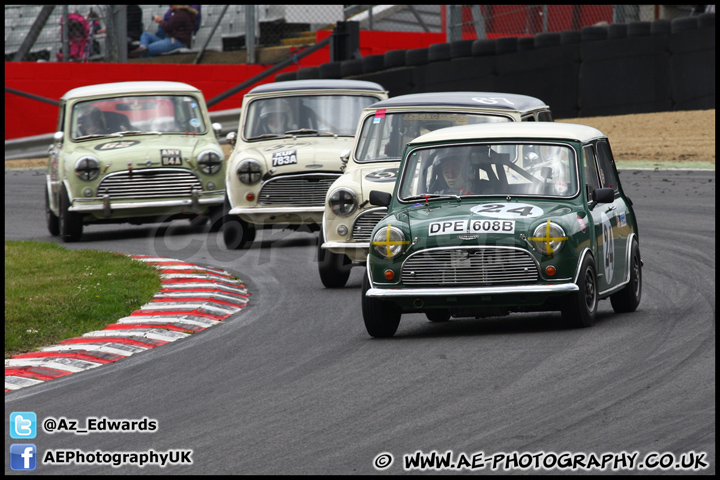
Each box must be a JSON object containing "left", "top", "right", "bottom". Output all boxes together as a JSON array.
[
  {"left": 221, "top": 79, "right": 388, "bottom": 249},
  {"left": 46, "top": 81, "right": 225, "bottom": 242},
  {"left": 319, "top": 92, "right": 554, "bottom": 288}
]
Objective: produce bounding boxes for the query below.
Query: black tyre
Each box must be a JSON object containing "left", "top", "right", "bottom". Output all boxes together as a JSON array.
[
  {"left": 221, "top": 198, "right": 255, "bottom": 249},
  {"left": 425, "top": 310, "right": 450, "bottom": 322},
  {"left": 317, "top": 229, "right": 351, "bottom": 288},
  {"left": 562, "top": 254, "right": 598, "bottom": 328},
  {"left": 59, "top": 186, "right": 82, "bottom": 242},
  {"left": 610, "top": 239, "right": 642, "bottom": 313},
  {"left": 361, "top": 272, "right": 401, "bottom": 338},
  {"left": 45, "top": 187, "right": 60, "bottom": 236},
  {"left": 206, "top": 205, "right": 224, "bottom": 233}
]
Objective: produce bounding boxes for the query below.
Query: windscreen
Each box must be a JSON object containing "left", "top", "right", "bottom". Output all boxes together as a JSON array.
[
  {"left": 71, "top": 95, "right": 206, "bottom": 139},
  {"left": 354, "top": 112, "right": 512, "bottom": 163},
  {"left": 244, "top": 94, "right": 379, "bottom": 139},
  {"left": 398, "top": 143, "right": 578, "bottom": 200}
]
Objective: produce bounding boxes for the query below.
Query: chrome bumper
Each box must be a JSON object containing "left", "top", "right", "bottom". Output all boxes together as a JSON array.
[
  {"left": 71, "top": 193, "right": 224, "bottom": 213},
  {"left": 321, "top": 241, "right": 370, "bottom": 250},
  {"left": 230, "top": 206, "right": 324, "bottom": 215},
  {"left": 366, "top": 283, "right": 579, "bottom": 298}
]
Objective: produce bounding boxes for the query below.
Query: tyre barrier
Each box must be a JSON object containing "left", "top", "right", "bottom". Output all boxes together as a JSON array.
[{"left": 5, "top": 256, "right": 249, "bottom": 393}]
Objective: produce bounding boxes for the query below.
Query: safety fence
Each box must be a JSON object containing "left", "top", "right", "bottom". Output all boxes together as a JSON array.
[{"left": 5, "top": 5, "right": 712, "bottom": 63}]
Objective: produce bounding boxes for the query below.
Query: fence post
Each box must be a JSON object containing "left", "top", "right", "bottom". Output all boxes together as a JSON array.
[{"left": 246, "top": 5, "right": 256, "bottom": 64}]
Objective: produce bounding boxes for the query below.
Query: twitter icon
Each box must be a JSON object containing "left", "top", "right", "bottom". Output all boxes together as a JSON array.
[{"left": 10, "top": 412, "right": 37, "bottom": 439}]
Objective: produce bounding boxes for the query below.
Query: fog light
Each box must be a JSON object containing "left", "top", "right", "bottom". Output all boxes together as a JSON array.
[
  {"left": 384, "top": 269, "right": 394, "bottom": 280},
  {"left": 84, "top": 188, "right": 93, "bottom": 197},
  {"left": 337, "top": 224, "right": 348, "bottom": 236},
  {"left": 246, "top": 192, "right": 255, "bottom": 202},
  {"left": 545, "top": 265, "right": 556, "bottom": 276}
]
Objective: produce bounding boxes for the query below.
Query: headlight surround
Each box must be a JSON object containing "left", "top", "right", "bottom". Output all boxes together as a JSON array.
[
  {"left": 530, "top": 221, "right": 567, "bottom": 256},
  {"left": 372, "top": 225, "right": 408, "bottom": 259},
  {"left": 74, "top": 156, "right": 100, "bottom": 181},
  {"left": 198, "top": 150, "right": 223, "bottom": 175},
  {"left": 237, "top": 159, "right": 262, "bottom": 185},
  {"left": 328, "top": 187, "right": 357, "bottom": 216}
]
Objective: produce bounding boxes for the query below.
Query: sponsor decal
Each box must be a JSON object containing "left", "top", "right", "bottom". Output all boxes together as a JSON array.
[{"left": 94, "top": 140, "right": 140, "bottom": 151}]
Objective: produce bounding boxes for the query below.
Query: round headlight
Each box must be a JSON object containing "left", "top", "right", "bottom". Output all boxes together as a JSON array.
[
  {"left": 198, "top": 150, "right": 223, "bottom": 175},
  {"left": 328, "top": 188, "right": 357, "bottom": 216},
  {"left": 237, "top": 159, "right": 262, "bottom": 185},
  {"left": 530, "top": 221, "right": 567, "bottom": 256},
  {"left": 372, "top": 225, "right": 408, "bottom": 259},
  {"left": 74, "top": 156, "right": 100, "bottom": 181}
]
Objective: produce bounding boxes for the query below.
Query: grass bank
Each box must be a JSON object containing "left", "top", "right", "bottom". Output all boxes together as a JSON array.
[{"left": 4, "top": 241, "right": 161, "bottom": 358}]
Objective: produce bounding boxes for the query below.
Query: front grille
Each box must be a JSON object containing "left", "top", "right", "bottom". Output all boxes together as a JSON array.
[
  {"left": 352, "top": 208, "right": 387, "bottom": 242},
  {"left": 401, "top": 247, "right": 539, "bottom": 286},
  {"left": 97, "top": 169, "right": 202, "bottom": 199},
  {"left": 258, "top": 174, "right": 340, "bottom": 207}
]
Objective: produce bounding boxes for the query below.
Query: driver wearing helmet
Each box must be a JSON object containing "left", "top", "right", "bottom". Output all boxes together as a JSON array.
[
  {"left": 434, "top": 152, "right": 474, "bottom": 195},
  {"left": 77, "top": 105, "right": 110, "bottom": 136},
  {"left": 258, "top": 99, "right": 292, "bottom": 135}
]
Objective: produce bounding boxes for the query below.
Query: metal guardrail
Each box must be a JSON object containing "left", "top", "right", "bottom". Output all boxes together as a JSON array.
[{"left": 4, "top": 109, "right": 243, "bottom": 161}]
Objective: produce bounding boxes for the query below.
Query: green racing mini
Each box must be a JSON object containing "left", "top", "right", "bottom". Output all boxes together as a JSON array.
[{"left": 362, "top": 122, "right": 642, "bottom": 337}]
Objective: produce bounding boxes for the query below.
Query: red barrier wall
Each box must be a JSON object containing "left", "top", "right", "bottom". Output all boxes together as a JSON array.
[{"left": 4, "top": 30, "right": 444, "bottom": 140}]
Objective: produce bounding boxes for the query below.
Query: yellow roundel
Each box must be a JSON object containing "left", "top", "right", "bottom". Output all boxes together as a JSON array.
[
  {"left": 372, "top": 225, "right": 409, "bottom": 259},
  {"left": 529, "top": 220, "right": 567, "bottom": 256}
]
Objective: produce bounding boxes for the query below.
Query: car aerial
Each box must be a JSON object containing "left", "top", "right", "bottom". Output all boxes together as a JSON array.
[
  {"left": 222, "top": 79, "right": 388, "bottom": 249},
  {"left": 319, "top": 92, "right": 553, "bottom": 288},
  {"left": 46, "top": 80, "right": 226, "bottom": 242},
  {"left": 362, "top": 122, "right": 642, "bottom": 337}
]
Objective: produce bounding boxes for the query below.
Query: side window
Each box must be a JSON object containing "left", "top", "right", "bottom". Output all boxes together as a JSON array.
[
  {"left": 521, "top": 114, "right": 536, "bottom": 122},
  {"left": 582, "top": 145, "right": 601, "bottom": 200},
  {"left": 595, "top": 140, "right": 620, "bottom": 192},
  {"left": 537, "top": 110, "right": 553, "bottom": 122}
]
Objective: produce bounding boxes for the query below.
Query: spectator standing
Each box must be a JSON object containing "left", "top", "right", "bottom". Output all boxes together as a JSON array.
[{"left": 130, "top": 5, "right": 197, "bottom": 58}]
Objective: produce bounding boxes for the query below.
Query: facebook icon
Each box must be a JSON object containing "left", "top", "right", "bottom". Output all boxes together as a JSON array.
[{"left": 10, "top": 444, "right": 37, "bottom": 471}]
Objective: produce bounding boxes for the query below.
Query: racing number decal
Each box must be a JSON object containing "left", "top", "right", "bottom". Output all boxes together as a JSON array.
[
  {"left": 600, "top": 212, "right": 614, "bottom": 283},
  {"left": 470, "top": 203, "right": 544, "bottom": 218},
  {"left": 365, "top": 168, "right": 398, "bottom": 183},
  {"left": 272, "top": 150, "right": 297, "bottom": 167}
]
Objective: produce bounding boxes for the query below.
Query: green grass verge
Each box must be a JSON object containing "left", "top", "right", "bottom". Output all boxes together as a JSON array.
[{"left": 4, "top": 241, "right": 161, "bottom": 359}]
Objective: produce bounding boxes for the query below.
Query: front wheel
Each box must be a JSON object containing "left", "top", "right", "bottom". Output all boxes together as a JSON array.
[
  {"left": 59, "top": 186, "right": 83, "bottom": 242},
  {"left": 317, "top": 229, "right": 352, "bottom": 288},
  {"left": 45, "top": 187, "right": 60, "bottom": 236},
  {"left": 221, "top": 198, "right": 255, "bottom": 249},
  {"left": 610, "top": 239, "right": 642, "bottom": 313},
  {"left": 361, "top": 272, "right": 401, "bottom": 338},
  {"left": 562, "top": 254, "right": 597, "bottom": 328}
]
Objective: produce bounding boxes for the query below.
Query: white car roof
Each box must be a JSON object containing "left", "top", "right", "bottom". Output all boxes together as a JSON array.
[
  {"left": 408, "top": 122, "right": 605, "bottom": 145},
  {"left": 61, "top": 81, "right": 202, "bottom": 100}
]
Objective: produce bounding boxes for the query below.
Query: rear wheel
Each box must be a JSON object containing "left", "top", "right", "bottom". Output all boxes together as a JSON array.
[
  {"left": 361, "top": 272, "right": 401, "bottom": 338},
  {"left": 317, "top": 229, "right": 352, "bottom": 288},
  {"left": 45, "top": 187, "right": 60, "bottom": 236},
  {"left": 610, "top": 239, "right": 642, "bottom": 313},
  {"left": 562, "top": 254, "right": 597, "bottom": 328},
  {"left": 59, "top": 186, "right": 82, "bottom": 242}
]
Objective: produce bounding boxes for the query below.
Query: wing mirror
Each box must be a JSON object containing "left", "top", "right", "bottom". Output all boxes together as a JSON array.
[
  {"left": 339, "top": 148, "right": 351, "bottom": 172},
  {"left": 226, "top": 131, "right": 237, "bottom": 147},
  {"left": 369, "top": 190, "right": 392, "bottom": 207},
  {"left": 589, "top": 187, "right": 614, "bottom": 210}
]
